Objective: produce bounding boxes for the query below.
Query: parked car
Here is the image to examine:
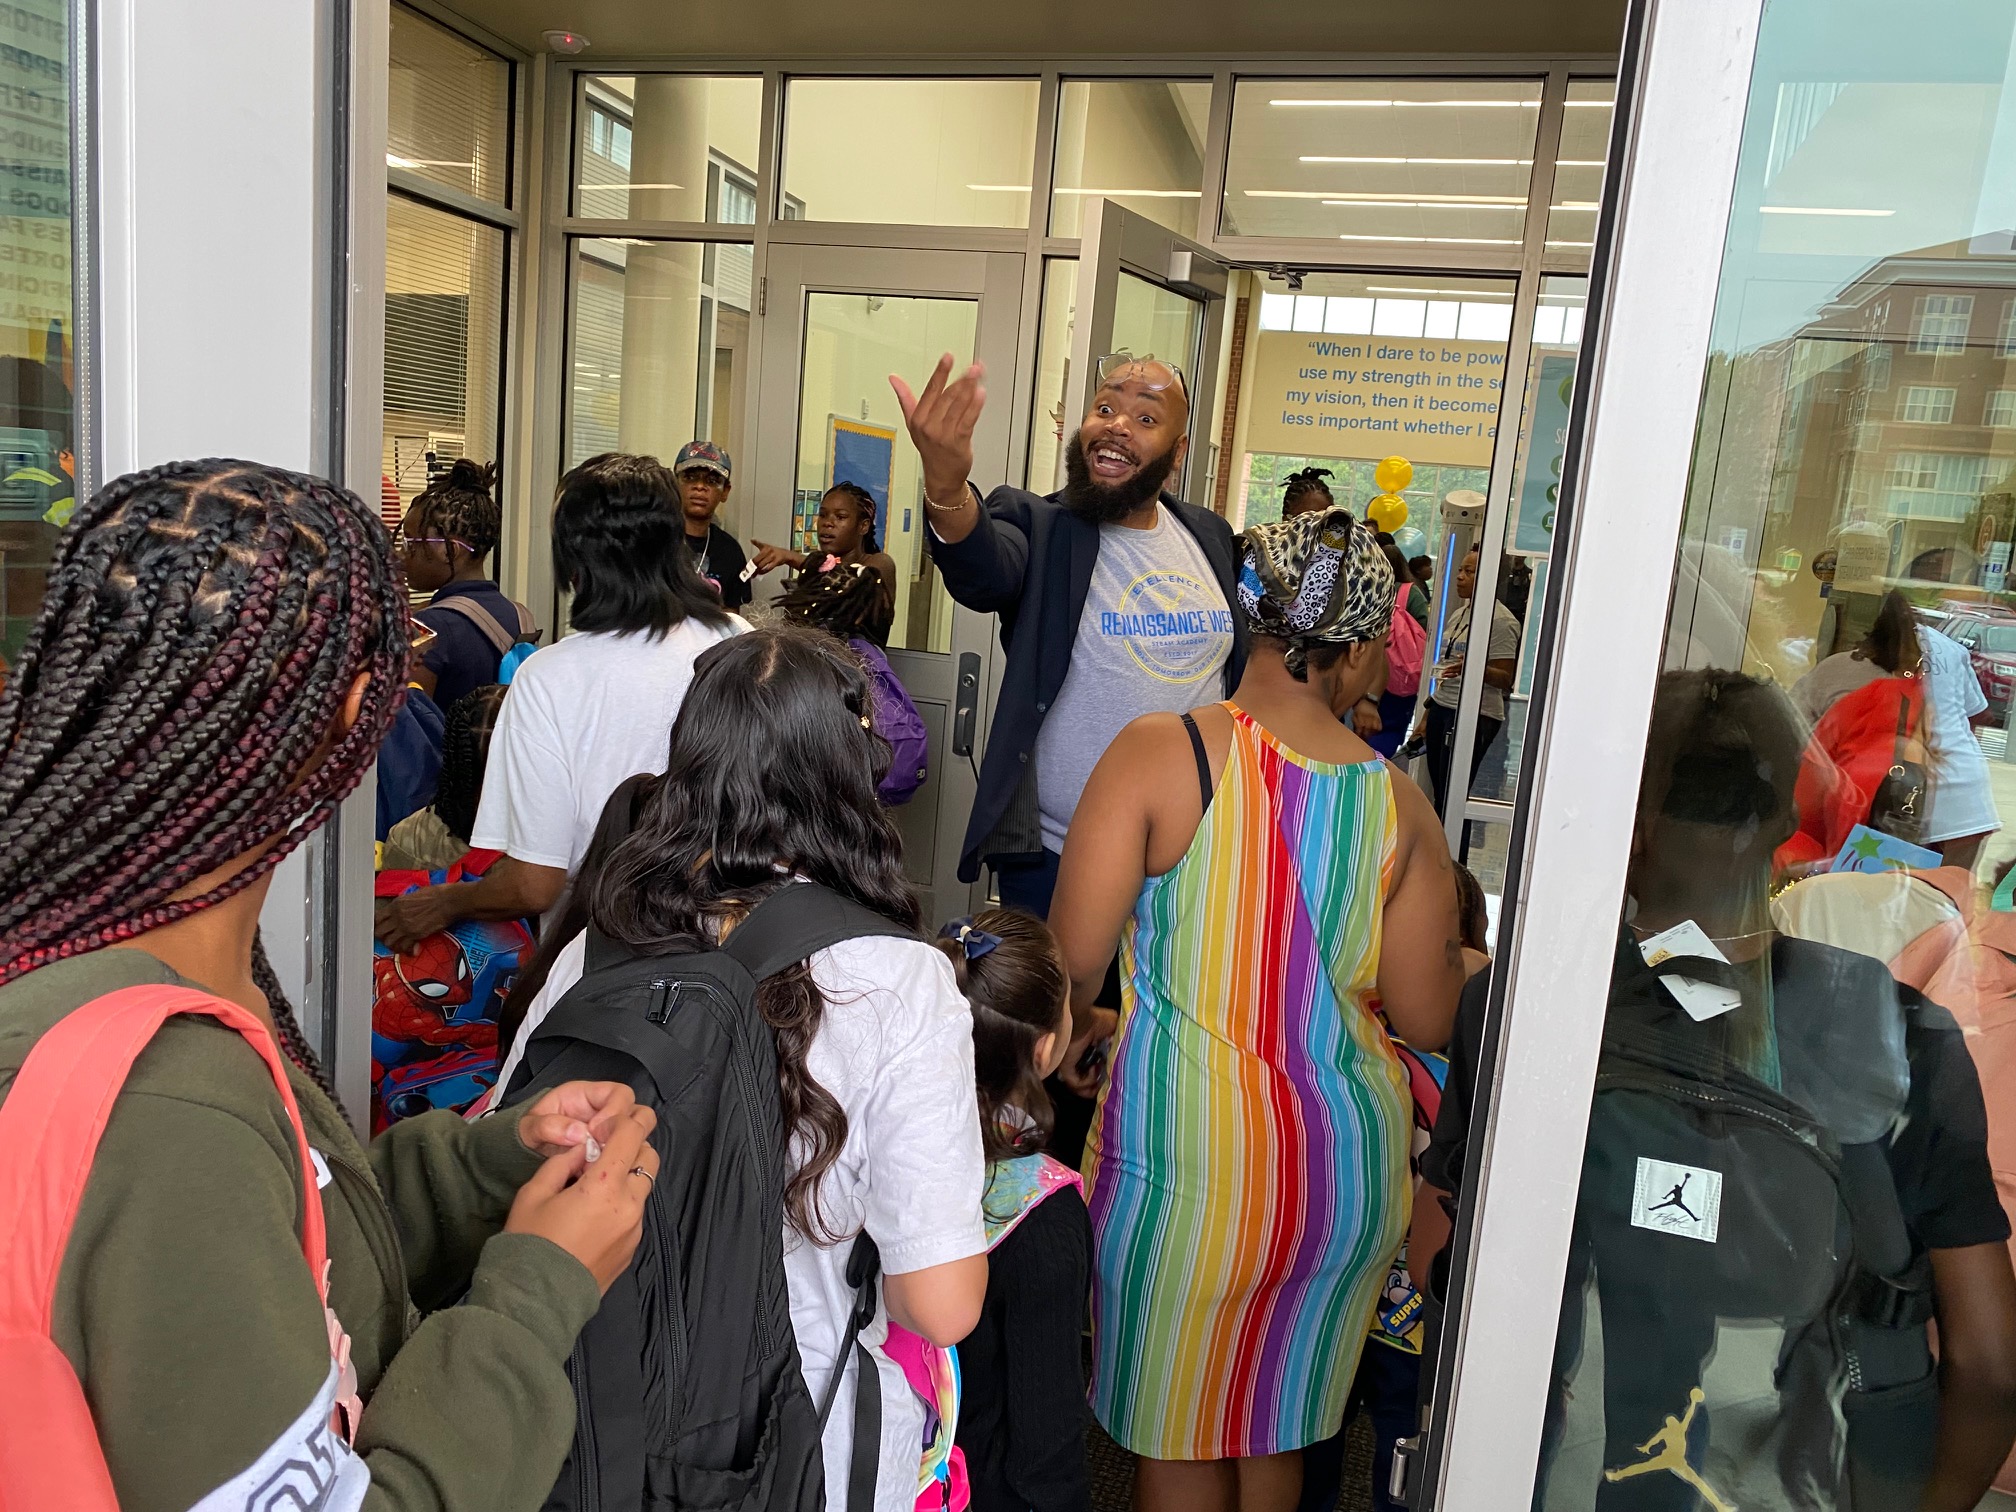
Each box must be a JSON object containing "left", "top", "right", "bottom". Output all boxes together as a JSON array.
[{"left": 1940, "top": 606, "right": 2016, "bottom": 721}]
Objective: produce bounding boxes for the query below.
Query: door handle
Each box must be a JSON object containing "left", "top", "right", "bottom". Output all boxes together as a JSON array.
[{"left": 951, "top": 652, "right": 981, "bottom": 758}]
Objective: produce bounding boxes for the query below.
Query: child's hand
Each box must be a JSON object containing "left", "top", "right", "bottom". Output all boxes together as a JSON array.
[{"left": 1061, "top": 1007, "right": 1118, "bottom": 1095}]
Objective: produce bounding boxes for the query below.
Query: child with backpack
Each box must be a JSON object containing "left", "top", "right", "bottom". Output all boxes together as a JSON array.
[
  {"left": 753, "top": 480, "right": 900, "bottom": 646},
  {"left": 495, "top": 624, "right": 989, "bottom": 1512},
  {"left": 0, "top": 461, "right": 656, "bottom": 1512},
  {"left": 930, "top": 908, "right": 1093, "bottom": 1512},
  {"left": 780, "top": 558, "right": 931, "bottom": 805},
  {"left": 400, "top": 458, "right": 542, "bottom": 707}
]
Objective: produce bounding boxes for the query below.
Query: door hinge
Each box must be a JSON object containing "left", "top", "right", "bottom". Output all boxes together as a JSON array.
[{"left": 758, "top": 276, "right": 767, "bottom": 317}]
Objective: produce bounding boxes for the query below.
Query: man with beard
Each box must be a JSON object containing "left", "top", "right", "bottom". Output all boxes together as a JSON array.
[{"left": 892, "top": 352, "right": 1247, "bottom": 920}]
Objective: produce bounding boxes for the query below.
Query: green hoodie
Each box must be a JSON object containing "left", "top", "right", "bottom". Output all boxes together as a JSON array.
[{"left": 0, "top": 949, "right": 600, "bottom": 1512}]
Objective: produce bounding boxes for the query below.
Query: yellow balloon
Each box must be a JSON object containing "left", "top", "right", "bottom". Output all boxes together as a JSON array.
[
  {"left": 1374, "top": 456, "right": 1414, "bottom": 494},
  {"left": 1368, "top": 493, "right": 1409, "bottom": 532}
]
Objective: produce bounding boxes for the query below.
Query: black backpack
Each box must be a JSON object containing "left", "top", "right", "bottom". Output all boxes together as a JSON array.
[
  {"left": 504, "top": 880, "right": 915, "bottom": 1512},
  {"left": 1537, "top": 940, "right": 1936, "bottom": 1512}
]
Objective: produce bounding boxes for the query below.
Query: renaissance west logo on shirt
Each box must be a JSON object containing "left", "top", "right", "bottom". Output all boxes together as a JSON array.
[{"left": 1102, "top": 569, "right": 1237, "bottom": 684}]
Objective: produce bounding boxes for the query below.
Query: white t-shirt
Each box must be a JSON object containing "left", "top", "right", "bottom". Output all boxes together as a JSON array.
[
  {"left": 470, "top": 618, "right": 746, "bottom": 873},
  {"left": 494, "top": 931, "right": 986, "bottom": 1512}
]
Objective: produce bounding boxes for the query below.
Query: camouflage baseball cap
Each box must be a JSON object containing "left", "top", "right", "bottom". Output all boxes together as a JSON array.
[{"left": 673, "top": 440, "right": 732, "bottom": 481}]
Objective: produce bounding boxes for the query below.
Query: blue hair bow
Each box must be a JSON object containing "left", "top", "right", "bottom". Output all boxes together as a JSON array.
[{"left": 940, "top": 917, "right": 1001, "bottom": 960}]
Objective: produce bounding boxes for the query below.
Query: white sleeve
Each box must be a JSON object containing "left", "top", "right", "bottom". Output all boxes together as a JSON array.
[
  {"left": 491, "top": 931, "right": 589, "bottom": 1094},
  {"left": 843, "top": 946, "right": 987, "bottom": 1276},
  {"left": 468, "top": 671, "right": 577, "bottom": 870},
  {"left": 1490, "top": 606, "right": 1521, "bottom": 663}
]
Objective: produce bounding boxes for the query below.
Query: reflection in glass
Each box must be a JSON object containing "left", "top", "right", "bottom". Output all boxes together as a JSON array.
[
  {"left": 1028, "top": 260, "right": 1077, "bottom": 492},
  {"left": 1544, "top": 80, "right": 1615, "bottom": 268},
  {"left": 1221, "top": 78, "right": 1544, "bottom": 244},
  {"left": 1050, "top": 81, "right": 1212, "bottom": 239},
  {"left": 564, "top": 238, "right": 751, "bottom": 480},
  {"left": 793, "top": 293, "right": 978, "bottom": 653},
  {"left": 782, "top": 79, "right": 1040, "bottom": 228},
  {"left": 1528, "top": 5, "right": 2016, "bottom": 1508},
  {"left": 388, "top": 5, "right": 512, "bottom": 205},
  {"left": 1469, "top": 276, "right": 1590, "bottom": 805},
  {"left": 0, "top": 0, "right": 71, "bottom": 663},
  {"left": 384, "top": 197, "right": 506, "bottom": 509},
  {"left": 573, "top": 75, "right": 765, "bottom": 222}
]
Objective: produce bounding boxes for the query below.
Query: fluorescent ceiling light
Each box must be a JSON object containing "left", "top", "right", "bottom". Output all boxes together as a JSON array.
[
  {"left": 1759, "top": 205, "right": 1895, "bottom": 217},
  {"left": 968, "top": 184, "right": 1033, "bottom": 192},
  {"left": 1549, "top": 202, "right": 1601, "bottom": 211},
  {"left": 387, "top": 154, "right": 475, "bottom": 169},
  {"left": 621, "top": 182, "right": 688, "bottom": 190},
  {"left": 1556, "top": 159, "right": 1608, "bottom": 167},
  {"left": 1545, "top": 239, "right": 1596, "bottom": 248},
  {"left": 1300, "top": 155, "right": 1534, "bottom": 165},
  {"left": 1321, "top": 199, "right": 1523, "bottom": 210},
  {"left": 1367, "top": 285, "right": 1514, "bottom": 297},
  {"left": 967, "top": 185, "right": 1201, "bottom": 197},
  {"left": 1270, "top": 98, "right": 1538, "bottom": 108},
  {"left": 1246, "top": 189, "right": 1525, "bottom": 204},
  {"left": 1339, "top": 233, "right": 1521, "bottom": 245}
]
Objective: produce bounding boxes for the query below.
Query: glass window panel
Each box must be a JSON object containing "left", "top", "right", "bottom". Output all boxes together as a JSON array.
[
  {"left": 782, "top": 78, "right": 1040, "bottom": 227},
  {"left": 1111, "top": 272, "right": 1204, "bottom": 391},
  {"left": 1233, "top": 269, "right": 1515, "bottom": 584},
  {"left": 1989, "top": 390, "right": 2016, "bottom": 427},
  {"left": 562, "top": 238, "right": 751, "bottom": 484},
  {"left": 1468, "top": 275, "right": 1589, "bottom": 806},
  {"left": 1327, "top": 296, "right": 1374, "bottom": 335},
  {"left": 388, "top": 5, "right": 511, "bottom": 205},
  {"left": 0, "top": 0, "right": 73, "bottom": 662},
  {"left": 572, "top": 75, "right": 763, "bottom": 221},
  {"left": 1258, "top": 291, "right": 1295, "bottom": 331},
  {"left": 1292, "top": 295, "right": 1325, "bottom": 332},
  {"left": 1028, "top": 259, "right": 1077, "bottom": 491},
  {"left": 793, "top": 292, "right": 978, "bottom": 652},
  {"left": 1531, "top": 4, "right": 2016, "bottom": 1508},
  {"left": 1221, "top": 77, "right": 1543, "bottom": 245},
  {"left": 1049, "top": 79, "right": 1212, "bottom": 239},
  {"left": 383, "top": 195, "right": 506, "bottom": 513},
  {"left": 1544, "top": 78, "right": 1615, "bottom": 266}
]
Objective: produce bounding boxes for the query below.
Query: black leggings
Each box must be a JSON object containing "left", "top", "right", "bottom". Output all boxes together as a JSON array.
[{"left": 1424, "top": 701, "right": 1502, "bottom": 819}]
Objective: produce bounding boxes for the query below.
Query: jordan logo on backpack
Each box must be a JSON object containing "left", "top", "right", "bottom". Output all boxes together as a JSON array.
[
  {"left": 1629, "top": 1157, "right": 1722, "bottom": 1243},
  {"left": 1602, "top": 1388, "right": 1734, "bottom": 1512}
]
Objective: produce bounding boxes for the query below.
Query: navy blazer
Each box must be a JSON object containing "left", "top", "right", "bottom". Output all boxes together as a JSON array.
[{"left": 929, "top": 486, "right": 1249, "bottom": 882}]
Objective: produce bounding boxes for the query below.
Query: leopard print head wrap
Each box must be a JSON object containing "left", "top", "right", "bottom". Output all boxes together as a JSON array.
[{"left": 1236, "top": 506, "right": 1396, "bottom": 678}]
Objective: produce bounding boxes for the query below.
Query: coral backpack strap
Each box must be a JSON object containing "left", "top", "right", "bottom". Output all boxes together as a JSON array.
[{"left": 0, "top": 984, "right": 329, "bottom": 1512}]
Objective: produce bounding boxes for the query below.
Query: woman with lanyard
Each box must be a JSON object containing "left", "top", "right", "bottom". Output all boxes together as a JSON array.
[{"left": 1411, "top": 545, "right": 1520, "bottom": 817}]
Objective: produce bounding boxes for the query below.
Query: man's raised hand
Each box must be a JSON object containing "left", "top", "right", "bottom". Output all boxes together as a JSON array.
[{"left": 891, "top": 354, "right": 985, "bottom": 505}]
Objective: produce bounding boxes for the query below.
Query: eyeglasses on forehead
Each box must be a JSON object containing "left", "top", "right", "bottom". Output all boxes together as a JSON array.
[{"left": 1094, "top": 352, "right": 1189, "bottom": 399}]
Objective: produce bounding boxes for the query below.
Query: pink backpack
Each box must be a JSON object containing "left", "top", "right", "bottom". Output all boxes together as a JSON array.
[
  {"left": 1385, "top": 599, "right": 1427, "bottom": 698},
  {"left": 881, "top": 1154, "right": 1083, "bottom": 1511},
  {"left": 0, "top": 985, "right": 349, "bottom": 1510}
]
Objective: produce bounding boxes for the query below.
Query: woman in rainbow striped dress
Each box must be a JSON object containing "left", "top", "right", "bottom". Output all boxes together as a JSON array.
[{"left": 1052, "top": 506, "right": 1466, "bottom": 1511}]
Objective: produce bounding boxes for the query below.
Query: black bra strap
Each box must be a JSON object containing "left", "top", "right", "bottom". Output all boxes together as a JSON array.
[{"left": 1180, "top": 711, "right": 1215, "bottom": 813}]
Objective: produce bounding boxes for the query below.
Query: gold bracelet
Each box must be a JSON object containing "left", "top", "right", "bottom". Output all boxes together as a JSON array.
[{"left": 923, "top": 483, "right": 974, "bottom": 512}]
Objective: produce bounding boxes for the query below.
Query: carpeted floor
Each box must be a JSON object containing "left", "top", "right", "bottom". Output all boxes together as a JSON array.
[{"left": 1086, "top": 1416, "right": 1377, "bottom": 1512}]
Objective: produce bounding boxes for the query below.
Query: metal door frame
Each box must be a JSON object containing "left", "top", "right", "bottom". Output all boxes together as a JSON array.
[
  {"left": 750, "top": 242, "right": 1025, "bottom": 922},
  {"left": 1420, "top": 0, "right": 1768, "bottom": 1502},
  {"left": 1067, "top": 198, "right": 1229, "bottom": 505}
]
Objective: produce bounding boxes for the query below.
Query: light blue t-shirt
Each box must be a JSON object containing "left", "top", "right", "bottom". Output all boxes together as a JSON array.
[{"left": 1033, "top": 505, "right": 1235, "bottom": 852}]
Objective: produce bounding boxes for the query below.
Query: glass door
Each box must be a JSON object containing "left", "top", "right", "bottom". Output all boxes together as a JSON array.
[
  {"left": 749, "top": 244, "right": 1024, "bottom": 925},
  {"left": 1066, "top": 200, "right": 1229, "bottom": 504}
]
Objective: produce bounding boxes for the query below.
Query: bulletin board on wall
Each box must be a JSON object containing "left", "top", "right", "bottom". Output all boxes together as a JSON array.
[{"left": 827, "top": 417, "right": 896, "bottom": 545}]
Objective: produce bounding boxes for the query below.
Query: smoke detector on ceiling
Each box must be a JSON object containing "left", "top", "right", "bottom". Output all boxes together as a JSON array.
[{"left": 543, "top": 30, "right": 590, "bottom": 54}]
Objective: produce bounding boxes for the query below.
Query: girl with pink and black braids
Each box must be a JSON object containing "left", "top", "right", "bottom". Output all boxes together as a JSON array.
[{"left": 0, "top": 460, "right": 656, "bottom": 1512}]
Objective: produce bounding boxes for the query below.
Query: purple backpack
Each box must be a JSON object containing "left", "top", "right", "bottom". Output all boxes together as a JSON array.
[{"left": 851, "top": 637, "right": 929, "bottom": 805}]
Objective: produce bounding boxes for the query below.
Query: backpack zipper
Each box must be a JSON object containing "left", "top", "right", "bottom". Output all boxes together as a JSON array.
[{"left": 571, "top": 1352, "right": 601, "bottom": 1507}]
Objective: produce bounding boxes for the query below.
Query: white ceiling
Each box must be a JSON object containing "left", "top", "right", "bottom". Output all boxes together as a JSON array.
[{"left": 441, "top": 0, "right": 1627, "bottom": 62}]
